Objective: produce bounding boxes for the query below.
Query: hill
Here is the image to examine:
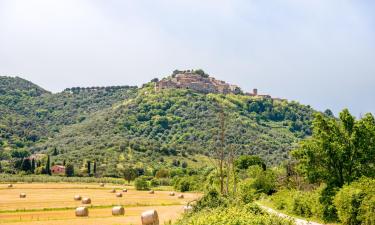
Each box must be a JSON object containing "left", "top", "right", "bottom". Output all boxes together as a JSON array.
[{"left": 0, "top": 73, "right": 315, "bottom": 176}]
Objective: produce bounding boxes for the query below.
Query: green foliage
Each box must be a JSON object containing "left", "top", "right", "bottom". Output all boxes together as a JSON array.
[
  {"left": 174, "top": 203, "right": 294, "bottom": 225},
  {"left": 65, "top": 164, "right": 74, "bottom": 177},
  {"left": 1, "top": 76, "right": 315, "bottom": 175},
  {"left": 194, "top": 189, "right": 228, "bottom": 212},
  {"left": 123, "top": 167, "right": 137, "bottom": 183},
  {"left": 247, "top": 166, "right": 277, "bottom": 194},
  {"left": 173, "top": 175, "right": 201, "bottom": 192},
  {"left": 0, "top": 173, "right": 126, "bottom": 184},
  {"left": 235, "top": 155, "right": 266, "bottom": 170},
  {"left": 271, "top": 188, "right": 324, "bottom": 219},
  {"left": 333, "top": 178, "right": 375, "bottom": 225},
  {"left": 292, "top": 109, "right": 375, "bottom": 187},
  {"left": 134, "top": 176, "right": 150, "bottom": 190}
]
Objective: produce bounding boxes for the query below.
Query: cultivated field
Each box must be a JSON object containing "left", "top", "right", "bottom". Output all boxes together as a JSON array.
[{"left": 0, "top": 183, "right": 201, "bottom": 225}]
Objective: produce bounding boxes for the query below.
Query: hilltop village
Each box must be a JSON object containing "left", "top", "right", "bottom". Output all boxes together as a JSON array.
[{"left": 155, "top": 70, "right": 279, "bottom": 99}]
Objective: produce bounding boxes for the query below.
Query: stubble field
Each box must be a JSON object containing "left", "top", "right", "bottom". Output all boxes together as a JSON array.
[{"left": 0, "top": 183, "right": 200, "bottom": 225}]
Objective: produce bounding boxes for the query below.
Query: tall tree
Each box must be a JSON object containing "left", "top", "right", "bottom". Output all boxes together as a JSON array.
[
  {"left": 87, "top": 161, "right": 91, "bottom": 176},
  {"left": 123, "top": 167, "right": 137, "bottom": 184},
  {"left": 65, "top": 163, "right": 74, "bottom": 177},
  {"left": 31, "top": 158, "right": 36, "bottom": 173},
  {"left": 93, "top": 161, "right": 97, "bottom": 176},
  {"left": 21, "top": 158, "right": 32, "bottom": 172},
  {"left": 45, "top": 155, "right": 51, "bottom": 175},
  {"left": 293, "top": 109, "right": 375, "bottom": 187}
]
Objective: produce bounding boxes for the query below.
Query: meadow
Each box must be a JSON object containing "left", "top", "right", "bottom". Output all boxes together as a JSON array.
[{"left": 0, "top": 183, "right": 201, "bottom": 225}]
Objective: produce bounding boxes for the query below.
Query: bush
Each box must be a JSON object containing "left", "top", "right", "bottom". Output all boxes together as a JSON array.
[
  {"left": 238, "top": 179, "right": 257, "bottom": 204},
  {"left": 174, "top": 204, "right": 294, "bottom": 225},
  {"left": 333, "top": 178, "right": 375, "bottom": 225},
  {"left": 134, "top": 176, "right": 149, "bottom": 190},
  {"left": 271, "top": 187, "right": 323, "bottom": 219}
]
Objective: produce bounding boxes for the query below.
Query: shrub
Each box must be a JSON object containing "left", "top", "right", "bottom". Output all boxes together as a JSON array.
[
  {"left": 333, "top": 178, "right": 375, "bottom": 225},
  {"left": 134, "top": 176, "right": 149, "bottom": 190},
  {"left": 174, "top": 204, "right": 294, "bottom": 225},
  {"left": 238, "top": 179, "right": 257, "bottom": 204}
]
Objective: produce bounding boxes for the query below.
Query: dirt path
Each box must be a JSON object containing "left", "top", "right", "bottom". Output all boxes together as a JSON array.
[{"left": 259, "top": 205, "right": 324, "bottom": 225}]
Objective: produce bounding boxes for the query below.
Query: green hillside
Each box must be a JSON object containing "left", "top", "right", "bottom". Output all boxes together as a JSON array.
[{"left": 1, "top": 75, "right": 315, "bottom": 176}]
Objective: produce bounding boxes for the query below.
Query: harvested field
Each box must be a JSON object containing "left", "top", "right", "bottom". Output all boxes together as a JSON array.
[{"left": 0, "top": 183, "right": 200, "bottom": 225}]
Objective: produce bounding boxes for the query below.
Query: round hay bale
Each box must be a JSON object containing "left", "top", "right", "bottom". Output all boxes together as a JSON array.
[
  {"left": 99, "top": 183, "right": 105, "bottom": 187},
  {"left": 81, "top": 197, "right": 91, "bottom": 204},
  {"left": 169, "top": 192, "right": 175, "bottom": 196},
  {"left": 141, "top": 209, "right": 159, "bottom": 225},
  {"left": 178, "top": 194, "right": 184, "bottom": 199},
  {"left": 116, "top": 192, "right": 123, "bottom": 198},
  {"left": 19, "top": 193, "right": 26, "bottom": 198},
  {"left": 74, "top": 195, "right": 82, "bottom": 201},
  {"left": 75, "top": 206, "right": 89, "bottom": 217},
  {"left": 148, "top": 190, "right": 154, "bottom": 194},
  {"left": 110, "top": 189, "right": 116, "bottom": 193},
  {"left": 112, "top": 206, "right": 125, "bottom": 216},
  {"left": 183, "top": 205, "right": 193, "bottom": 213},
  {"left": 122, "top": 188, "right": 128, "bottom": 192},
  {"left": 7, "top": 184, "right": 13, "bottom": 188}
]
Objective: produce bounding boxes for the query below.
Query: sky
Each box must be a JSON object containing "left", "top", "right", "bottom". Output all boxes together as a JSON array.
[{"left": 0, "top": 0, "right": 374, "bottom": 117}]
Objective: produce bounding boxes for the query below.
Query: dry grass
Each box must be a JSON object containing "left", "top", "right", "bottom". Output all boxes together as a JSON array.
[{"left": 0, "top": 183, "right": 201, "bottom": 225}]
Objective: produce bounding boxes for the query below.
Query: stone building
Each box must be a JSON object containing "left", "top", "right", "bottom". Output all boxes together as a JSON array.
[{"left": 156, "top": 72, "right": 242, "bottom": 94}]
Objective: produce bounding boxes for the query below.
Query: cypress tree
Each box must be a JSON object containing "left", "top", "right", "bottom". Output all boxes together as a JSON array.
[
  {"left": 46, "top": 155, "right": 51, "bottom": 175},
  {"left": 93, "top": 161, "right": 97, "bottom": 176},
  {"left": 31, "top": 158, "right": 36, "bottom": 173},
  {"left": 87, "top": 161, "right": 91, "bottom": 176}
]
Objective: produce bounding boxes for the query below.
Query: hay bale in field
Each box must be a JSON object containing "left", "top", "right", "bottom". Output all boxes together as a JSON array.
[
  {"left": 141, "top": 209, "right": 159, "bottom": 225},
  {"left": 19, "top": 193, "right": 26, "bottom": 198},
  {"left": 75, "top": 206, "right": 89, "bottom": 217},
  {"left": 169, "top": 192, "right": 175, "bottom": 196},
  {"left": 122, "top": 188, "right": 128, "bottom": 192},
  {"left": 112, "top": 206, "right": 125, "bottom": 216},
  {"left": 110, "top": 189, "right": 116, "bottom": 193},
  {"left": 178, "top": 194, "right": 184, "bottom": 199},
  {"left": 183, "top": 205, "right": 193, "bottom": 213},
  {"left": 81, "top": 197, "right": 91, "bottom": 204},
  {"left": 148, "top": 190, "right": 154, "bottom": 194},
  {"left": 116, "top": 192, "right": 123, "bottom": 198},
  {"left": 7, "top": 184, "right": 13, "bottom": 188},
  {"left": 74, "top": 195, "right": 82, "bottom": 201},
  {"left": 99, "top": 183, "right": 105, "bottom": 187}
]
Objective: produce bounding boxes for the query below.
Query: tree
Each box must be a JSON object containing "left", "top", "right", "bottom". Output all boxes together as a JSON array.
[
  {"left": 134, "top": 177, "right": 149, "bottom": 190},
  {"left": 292, "top": 109, "right": 375, "bottom": 221},
  {"left": 235, "top": 155, "right": 266, "bottom": 171},
  {"left": 45, "top": 155, "right": 51, "bottom": 175},
  {"left": 292, "top": 109, "right": 375, "bottom": 187},
  {"left": 52, "top": 147, "right": 58, "bottom": 156},
  {"left": 87, "top": 161, "right": 91, "bottom": 176},
  {"left": 31, "top": 158, "right": 36, "bottom": 173},
  {"left": 123, "top": 167, "right": 137, "bottom": 184},
  {"left": 93, "top": 161, "right": 97, "bottom": 176},
  {"left": 65, "top": 163, "right": 74, "bottom": 177},
  {"left": 21, "top": 158, "right": 32, "bottom": 172}
]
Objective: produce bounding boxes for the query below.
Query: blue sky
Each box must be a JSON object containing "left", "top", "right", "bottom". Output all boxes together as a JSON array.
[{"left": 0, "top": 0, "right": 374, "bottom": 116}]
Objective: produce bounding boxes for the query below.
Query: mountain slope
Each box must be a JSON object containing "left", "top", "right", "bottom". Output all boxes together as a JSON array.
[
  {"left": 0, "top": 76, "right": 137, "bottom": 150},
  {"left": 34, "top": 82, "right": 314, "bottom": 176}
]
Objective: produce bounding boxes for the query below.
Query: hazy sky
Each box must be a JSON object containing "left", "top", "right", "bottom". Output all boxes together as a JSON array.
[{"left": 1, "top": 0, "right": 374, "bottom": 116}]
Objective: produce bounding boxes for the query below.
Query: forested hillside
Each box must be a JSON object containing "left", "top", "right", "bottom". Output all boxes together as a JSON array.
[{"left": 1, "top": 76, "right": 316, "bottom": 176}]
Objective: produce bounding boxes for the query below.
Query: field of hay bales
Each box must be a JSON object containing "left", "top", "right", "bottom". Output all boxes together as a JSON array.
[{"left": 0, "top": 183, "right": 201, "bottom": 225}]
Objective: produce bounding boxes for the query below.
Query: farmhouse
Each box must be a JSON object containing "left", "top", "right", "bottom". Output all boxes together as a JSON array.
[{"left": 51, "top": 165, "right": 65, "bottom": 175}]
